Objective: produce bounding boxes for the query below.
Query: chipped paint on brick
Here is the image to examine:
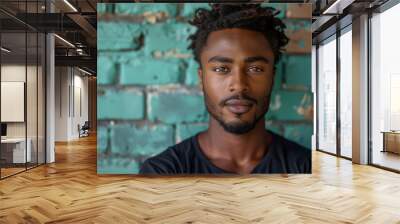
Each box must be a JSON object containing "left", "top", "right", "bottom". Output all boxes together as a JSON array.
[
  {"left": 269, "top": 94, "right": 282, "bottom": 111},
  {"left": 295, "top": 93, "right": 313, "bottom": 120}
]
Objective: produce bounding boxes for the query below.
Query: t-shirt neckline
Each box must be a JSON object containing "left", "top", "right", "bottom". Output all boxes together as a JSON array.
[{"left": 192, "top": 131, "right": 277, "bottom": 174}]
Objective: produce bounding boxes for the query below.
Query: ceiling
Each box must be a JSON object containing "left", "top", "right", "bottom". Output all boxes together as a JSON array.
[
  {"left": 0, "top": 0, "right": 97, "bottom": 74},
  {"left": 311, "top": 0, "right": 390, "bottom": 43}
]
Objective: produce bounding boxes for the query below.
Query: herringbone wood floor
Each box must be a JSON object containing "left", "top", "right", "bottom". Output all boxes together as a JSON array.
[{"left": 1, "top": 134, "right": 400, "bottom": 224}]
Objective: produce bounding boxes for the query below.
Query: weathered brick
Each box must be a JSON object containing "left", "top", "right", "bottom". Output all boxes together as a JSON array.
[
  {"left": 97, "top": 3, "right": 106, "bottom": 13},
  {"left": 110, "top": 124, "right": 174, "bottom": 156},
  {"left": 286, "top": 4, "right": 312, "bottom": 19},
  {"left": 284, "top": 55, "right": 311, "bottom": 89},
  {"left": 97, "top": 55, "right": 117, "bottom": 85},
  {"left": 285, "top": 19, "right": 311, "bottom": 31},
  {"left": 98, "top": 89, "right": 144, "bottom": 120},
  {"left": 120, "top": 58, "right": 182, "bottom": 85},
  {"left": 266, "top": 90, "right": 312, "bottom": 121},
  {"left": 97, "top": 157, "right": 140, "bottom": 174},
  {"left": 265, "top": 120, "right": 284, "bottom": 136},
  {"left": 144, "top": 21, "right": 196, "bottom": 55},
  {"left": 97, "top": 3, "right": 114, "bottom": 14},
  {"left": 148, "top": 91, "right": 208, "bottom": 124},
  {"left": 181, "top": 3, "right": 211, "bottom": 18},
  {"left": 184, "top": 58, "right": 200, "bottom": 86},
  {"left": 283, "top": 123, "right": 312, "bottom": 148},
  {"left": 100, "top": 51, "right": 145, "bottom": 64},
  {"left": 97, "top": 125, "right": 109, "bottom": 153},
  {"left": 262, "top": 3, "right": 286, "bottom": 19},
  {"left": 115, "top": 3, "right": 178, "bottom": 17},
  {"left": 98, "top": 22, "right": 143, "bottom": 51},
  {"left": 176, "top": 123, "right": 208, "bottom": 143}
]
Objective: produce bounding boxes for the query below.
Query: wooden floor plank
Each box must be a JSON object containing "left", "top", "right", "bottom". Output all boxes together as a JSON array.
[{"left": 0, "top": 134, "right": 400, "bottom": 223}]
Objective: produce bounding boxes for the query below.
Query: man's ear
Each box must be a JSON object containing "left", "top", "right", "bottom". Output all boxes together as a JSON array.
[{"left": 198, "top": 68, "right": 204, "bottom": 90}]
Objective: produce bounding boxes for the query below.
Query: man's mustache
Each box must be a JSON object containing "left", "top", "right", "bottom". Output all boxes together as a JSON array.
[{"left": 219, "top": 93, "right": 258, "bottom": 107}]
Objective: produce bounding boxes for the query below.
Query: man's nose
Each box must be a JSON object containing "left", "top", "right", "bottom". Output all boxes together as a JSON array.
[{"left": 228, "top": 68, "right": 249, "bottom": 93}]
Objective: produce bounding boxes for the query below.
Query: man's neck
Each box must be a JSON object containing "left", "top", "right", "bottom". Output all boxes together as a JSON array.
[{"left": 198, "top": 118, "right": 271, "bottom": 173}]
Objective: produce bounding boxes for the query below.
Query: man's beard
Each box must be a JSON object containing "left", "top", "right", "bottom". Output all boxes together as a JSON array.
[
  {"left": 216, "top": 113, "right": 263, "bottom": 134},
  {"left": 203, "top": 91, "right": 271, "bottom": 135}
]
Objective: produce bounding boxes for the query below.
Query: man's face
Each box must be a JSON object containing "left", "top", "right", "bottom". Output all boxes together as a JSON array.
[{"left": 198, "top": 28, "right": 275, "bottom": 135}]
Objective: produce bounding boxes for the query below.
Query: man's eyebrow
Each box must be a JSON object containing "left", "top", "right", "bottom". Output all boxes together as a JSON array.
[
  {"left": 208, "top": 56, "right": 233, "bottom": 63},
  {"left": 207, "top": 56, "right": 270, "bottom": 64},
  {"left": 244, "top": 56, "right": 270, "bottom": 64}
]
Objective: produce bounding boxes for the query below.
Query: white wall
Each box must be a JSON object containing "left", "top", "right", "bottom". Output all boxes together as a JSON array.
[
  {"left": 1, "top": 65, "right": 40, "bottom": 138},
  {"left": 1, "top": 65, "right": 26, "bottom": 81},
  {"left": 55, "top": 66, "right": 68, "bottom": 141},
  {"left": 1, "top": 65, "right": 26, "bottom": 132},
  {"left": 54, "top": 67, "right": 89, "bottom": 141},
  {"left": 1, "top": 82, "right": 25, "bottom": 122},
  {"left": 1, "top": 64, "right": 46, "bottom": 164}
]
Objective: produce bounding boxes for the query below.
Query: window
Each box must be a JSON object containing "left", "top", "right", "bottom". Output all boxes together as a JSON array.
[
  {"left": 371, "top": 2, "right": 400, "bottom": 171},
  {"left": 317, "top": 35, "right": 337, "bottom": 154},
  {"left": 339, "top": 27, "right": 352, "bottom": 158}
]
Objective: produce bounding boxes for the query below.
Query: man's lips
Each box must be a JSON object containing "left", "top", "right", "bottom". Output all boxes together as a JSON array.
[{"left": 225, "top": 99, "right": 253, "bottom": 114}]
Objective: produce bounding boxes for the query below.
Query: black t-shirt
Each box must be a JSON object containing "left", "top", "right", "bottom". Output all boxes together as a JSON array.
[{"left": 139, "top": 131, "right": 311, "bottom": 174}]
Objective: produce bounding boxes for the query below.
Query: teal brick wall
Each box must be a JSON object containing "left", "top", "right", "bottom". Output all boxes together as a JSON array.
[
  {"left": 97, "top": 3, "right": 312, "bottom": 174},
  {"left": 110, "top": 124, "right": 174, "bottom": 156},
  {"left": 115, "top": 3, "right": 178, "bottom": 16},
  {"left": 97, "top": 22, "right": 143, "bottom": 51},
  {"left": 98, "top": 89, "right": 144, "bottom": 120},
  {"left": 148, "top": 91, "right": 208, "bottom": 124},
  {"left": 120, "top": 58, "right": 182, "bottom": 85}
]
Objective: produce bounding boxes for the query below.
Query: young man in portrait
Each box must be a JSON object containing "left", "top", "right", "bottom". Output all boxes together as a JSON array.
[{"left": 140, "top": 3, "right": 311, "bottom": 174}]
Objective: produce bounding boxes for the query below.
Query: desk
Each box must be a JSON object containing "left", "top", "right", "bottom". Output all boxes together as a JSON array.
[
  {"left": 1, "top": 138, "right": 31, "bottom": 163},
  {"left": 382, "top": 131, "right": 400, "bottom": 154}
]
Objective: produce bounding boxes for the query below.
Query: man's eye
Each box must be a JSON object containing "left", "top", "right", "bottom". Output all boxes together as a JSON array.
[
  {"left": 213, "top": 66, "right": 230, "bottom": 73},
  {"left": 248, "top": 66, "right": 264, "bottom": 73}
]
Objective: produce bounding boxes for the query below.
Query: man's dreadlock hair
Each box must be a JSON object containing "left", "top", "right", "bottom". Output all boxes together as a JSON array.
[{"left": 187, "top": 3, "right": 289, "bottom": 67}]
